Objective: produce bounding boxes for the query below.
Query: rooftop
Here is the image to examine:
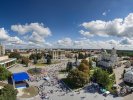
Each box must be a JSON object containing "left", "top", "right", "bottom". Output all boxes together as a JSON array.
[
  {"left": 12, "top": 72, "right": 29, "bottom": 82},
  {"left": 0, "top": 58, "right": 16, "bottom": 64}
]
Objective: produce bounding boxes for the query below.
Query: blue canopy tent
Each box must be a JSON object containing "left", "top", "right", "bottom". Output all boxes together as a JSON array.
[{"left": 12, "top": 72, "right": 29, "bottom": 88}]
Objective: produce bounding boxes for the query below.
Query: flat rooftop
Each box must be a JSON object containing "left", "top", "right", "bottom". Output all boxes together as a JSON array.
[{"left": 0, "top": 58, "right": 16, "bottom": 64}]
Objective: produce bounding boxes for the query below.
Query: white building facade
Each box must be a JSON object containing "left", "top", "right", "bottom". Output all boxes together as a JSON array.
[
  {"left": 97, "top": 48, "right": 118, "bottom": 68},
  {"left": 124, "top": 68, "right": 133, "bottom": 84},
  {"left": 0, "top": 45, "right": 5, "bottom": 56},
  {"left": 0, "top": 44, "right": 16, "bottom": 68},
  {"left": 49, "top": 49, "right": 66, "bottom": 60}
]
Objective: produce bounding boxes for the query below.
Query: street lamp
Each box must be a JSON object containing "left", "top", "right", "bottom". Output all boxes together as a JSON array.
[{"left": 34, "top": 49, "right": 37, "bottom": 73}]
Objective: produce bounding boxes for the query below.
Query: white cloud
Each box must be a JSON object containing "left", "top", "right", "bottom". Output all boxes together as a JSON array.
[
  {"left": 53, "top": 37, "right": 133, "bottom": 50},
  {"left": 102, "top": 10, "right": 110, "bottom": 16},
  {"left": 79, "top": 30, "right": 94, "bottom": 37},
  {"left": 119, "top": 37, "right": 133, "bottom": 45},
  {"left": 0, "top": 25, "right": 52, "bottom": 49},
  {"left": 11, "top": 24, "right": 30, "bottom": 35},
  {"left": 57, "top": 38, "right": 73, "bottom": 47},
  {"left": 102, "top": 12, "right": 106, "bottom": 16},
  {"left": 11, "top": 22, "right": 51, "bottom": 44},
  {"left": 8, "top": 36, "right": 25, "bottom": 45},
  {"left": 54, "top": 37, "right": 118, "bottom": 49},
  {"left": 11, "top": 23, "right": 51, "bottom": 36},
  {"left": 0, "top": 28, "right": 9, "bottom": 40},
  {"left": 107, "top": 39, "right": 119, "bottom": 45},
  {"left": 80, "top": 13, "right": 133, "bottom": 38},
  {"left": 28, "top": 32, "right": 45, "bottom": 43},
  {"left": 0, "top": 28, "right": 25, "bottom": 45}
]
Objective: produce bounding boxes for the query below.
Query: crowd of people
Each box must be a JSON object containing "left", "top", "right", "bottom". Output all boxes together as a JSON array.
[{"left": 29, "top": 62, "right": 71, "bottom": 100}]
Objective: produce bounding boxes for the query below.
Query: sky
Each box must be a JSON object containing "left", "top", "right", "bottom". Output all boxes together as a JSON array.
[{"left": 1, "top": 0, "right": 133, "bottom": 49}]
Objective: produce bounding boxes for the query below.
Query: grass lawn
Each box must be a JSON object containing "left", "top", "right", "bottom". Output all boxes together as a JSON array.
[
  {"left": 34, "top": 61, "right": 61, "bottom": 67},
  {"left": 20, "top": 86, "right": 39, "bottom": 98},
  {"left": 27, "top": 68, "right": 42, "bottom": 75},
  {"left": 34, "top": 63, "right": 46, "bottom": 66}
]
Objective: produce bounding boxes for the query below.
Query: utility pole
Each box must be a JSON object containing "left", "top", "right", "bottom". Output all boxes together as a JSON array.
[{"left": 34, "top": 49, "right": 37, "bottom": 73}]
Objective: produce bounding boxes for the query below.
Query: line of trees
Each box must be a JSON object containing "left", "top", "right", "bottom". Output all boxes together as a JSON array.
[
  {"left": 117, "top": 50, "right": 133, "bottom": 57},
  {"left": 9, "top": 52, "right": 30, "bottom": 67},
  {"left": 29, "top": 53, "right": 43, "bottom": 60},
  {"left": 9, "top": 52, "right": 21, "bottom": 60},
  {"left": 9, "top": 51, "right": 53, "bottom": 66},
  {"left": 78, "top": 52, "right": 90, "bottom": 59}
]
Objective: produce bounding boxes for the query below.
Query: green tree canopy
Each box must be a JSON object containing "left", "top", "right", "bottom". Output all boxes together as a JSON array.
[
  {"left": 78, "top": 63, "right": 89, "bottom": 73},
  {"left": 67, "top": 69, "right": 89, "bottom": 87},
  {"left": 66, "top": 62, "right": 73, "bottom": 71},
  {"left": 92, "top": 68, "right": 111, "bottom": 88},
  {"left": 89, "top": 58, "right": 92, "bottom": 69},
  {"left": 78, "top": 52, "right": 85, "bottom": 59},
  {"left": 33, "top": 56, "right": 37, "bottom": 64},
  {"left": 36, "top": 53, "right": 43, "bottom": 60},
  {"left": 46, "top": 55, "right": 52, "bottom": 64},
  {"left": 81, "top": 59, "right": 89, "bottom": 66},
  {"left": 0, "top": 67, "right": 12, "bottom": 81},
  {"left": 9, "top": 52, "right": 21, "bottom": 60},
  {"left": 0, "top": 84, "right": 17, "bottom": 100},
  {"left": 21, "top": 57, "right": 29, "bottom": 67},
  {"left": 29, "top": 54, "right": 35, "bottom": 60},
  {"left": 29, "top": 53, "right": 43, "bottom": 60}
]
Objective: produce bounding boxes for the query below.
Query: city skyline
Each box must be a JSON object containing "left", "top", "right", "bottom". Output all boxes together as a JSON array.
[{"left": 1, "top": 0, "right": 133, "bottom": 50}]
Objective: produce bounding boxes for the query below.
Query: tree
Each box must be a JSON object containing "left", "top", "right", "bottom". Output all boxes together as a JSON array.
[
  {"left": 75, "top": 54, "right": 78, "bottom": 62},
  {"left": 92, "top": 68, "right": 111, "bottom": 88},
  {"left": 89, "top": 59, "right": 92, "bottom": 69},
  {"left": 46, "top": 55, "right": 52, "bottom": 64},
  {"left": 78, "top": 63, "right": 89, "bottom": 73},
  {"left": 0, "top": 67, "right": 12, "bottom": 81},
  {"left": 0, "top": 84, "right": 17, "bottom": 100},
  {"left": 122, "top": 69, "right": 126, "bottom": 78},
  {"left": 67, "top": 69, "right": 89, "bottom": 87},
  {"left": 9, "top": 52, "right": 21, "bottom": 60},
  {"left": 21, "top": 57, "right": 29, "bottom": 67},
  {"left": 78, "top": 52, "right": 85, "bottom": 59},
  {"left": 107, "top": 67, "right": 113, "bottom": 74},
  {"left": 36, "top": 53, "right": 43, "bottom": 60},
  {"left": 33, "top": 56, "right": 37, "bottom": 64},
  {"left": 29, "top": 54, "right": 36, "bottom": 60},
  {"left": 81, "top": 59, "right": 89, "bottom": 66},
  {"left": 66, "top": 62, "right": 73, "bottom": 71},
  {"left": 98, "top": 70, "right": 110, "bottom": 87},
  {"left": 84, "top": 53, "right": 88, "bottom": 58}
]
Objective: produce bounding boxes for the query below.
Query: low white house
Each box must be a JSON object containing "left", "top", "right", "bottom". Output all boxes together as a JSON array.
[{"left": 124, "top": 68, "right": 133, "bottom": 84}]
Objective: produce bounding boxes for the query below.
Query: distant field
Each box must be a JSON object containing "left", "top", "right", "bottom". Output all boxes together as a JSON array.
[{"left": 106, "top": 50, "right": 133, "bottom": 57}]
